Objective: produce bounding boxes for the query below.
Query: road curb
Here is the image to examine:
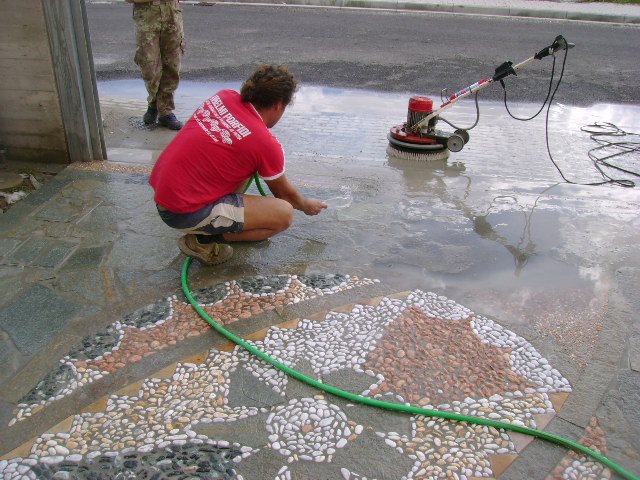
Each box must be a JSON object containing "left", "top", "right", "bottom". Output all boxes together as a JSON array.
[
  {"left": 90, "top": 0, "right": 640, "bottom": 24},
  {"left": 199, "top": 1, "right": 640, "bottom": 24}
]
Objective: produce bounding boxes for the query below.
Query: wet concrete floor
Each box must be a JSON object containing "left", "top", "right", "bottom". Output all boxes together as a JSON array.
[{"left": 99, "top": 79, "right": 640, "bottom": 346}]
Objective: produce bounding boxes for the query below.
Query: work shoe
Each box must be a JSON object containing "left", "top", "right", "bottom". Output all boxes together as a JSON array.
[
  {"left": 158, "top": 113, "right": 183, "bottom": 130},
  {"left": 178, "top": 234, "right": 233, "bottom": 266},
  {"left": 143, "top": 104, "right": 158, "bottom": 125}
]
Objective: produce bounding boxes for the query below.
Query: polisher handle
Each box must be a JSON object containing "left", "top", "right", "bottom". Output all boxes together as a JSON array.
[
  {"left": 410, "top": 35, "right": 574, "bottom": 132},
  {"left": 534, "top": 35, "right": 574, "bottom": 60}
]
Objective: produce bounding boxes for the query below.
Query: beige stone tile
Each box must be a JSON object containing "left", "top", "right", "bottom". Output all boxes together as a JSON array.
[
  {"left": 489, "top": 453, "right": 518, "bottom": 477},
  {"left": 548, "top": 392, "right": 570, "bottom": 412}
]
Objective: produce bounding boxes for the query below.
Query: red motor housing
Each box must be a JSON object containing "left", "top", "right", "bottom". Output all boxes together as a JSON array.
[
  {"left": 406, "top": 96, "right": 439, "bottom": 132},
  {"left": 388, "top": 95, "right": 440, "bottom": 146},
  {"left": 406, "top": 96, "right": 433, "bottom": 130}
]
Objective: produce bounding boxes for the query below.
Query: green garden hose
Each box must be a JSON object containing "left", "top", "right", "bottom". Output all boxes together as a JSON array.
[
  {"left": 182, "top": 174, "right": 638, "bottom": 480},
  {"left": 244, "top": 173, "right": 268, "bottom": 196}
]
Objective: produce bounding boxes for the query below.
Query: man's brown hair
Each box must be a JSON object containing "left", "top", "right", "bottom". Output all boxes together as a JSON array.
[{"left": 240, "top": 64, "right": 298, "bottom": 109}]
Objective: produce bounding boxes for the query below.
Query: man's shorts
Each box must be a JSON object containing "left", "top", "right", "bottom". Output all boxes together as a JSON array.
[{"left": 157, "top": 194, "right": 244, "bottom": 235}]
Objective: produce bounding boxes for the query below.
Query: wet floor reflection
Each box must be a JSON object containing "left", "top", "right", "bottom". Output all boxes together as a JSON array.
[
  {"left": 99, "top": 79, "right": 640, "bottom": 351},
  {"left": 387, "top": 157, "right": 548, "bottom": 277}
]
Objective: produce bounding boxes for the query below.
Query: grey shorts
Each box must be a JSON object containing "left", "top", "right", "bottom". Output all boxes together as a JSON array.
[{"left": 157, "top": 194, "right": 244, "bottom": 235}]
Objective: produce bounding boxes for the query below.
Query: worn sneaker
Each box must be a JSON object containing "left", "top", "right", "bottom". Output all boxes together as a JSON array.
[
  {"left": 143, "top": 104, "right": 158, "bottom": 125},
  {"left": 178, "top": 234, "right": 233, "bottom": 266},
  {"left": 158, "top": 113, "right": 183, "bottom": 130}
]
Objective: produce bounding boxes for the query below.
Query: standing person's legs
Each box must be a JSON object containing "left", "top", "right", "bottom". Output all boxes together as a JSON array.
[
  {"left": 156, "top": 1, "right": 184, "bottom": 129},
  {"left": 133, "top": 4, "right": 162, "bottom": 123}
]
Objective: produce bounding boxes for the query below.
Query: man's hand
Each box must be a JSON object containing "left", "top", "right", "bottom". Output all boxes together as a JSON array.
[
  {"left": 302, "top": 199, "right": 328, "bottom": 216},
  {"left": 265, "top": 175, "right": 327, "bottom": 215}
]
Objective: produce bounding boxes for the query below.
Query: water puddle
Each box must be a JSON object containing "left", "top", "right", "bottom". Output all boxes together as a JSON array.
[
  {"left": 98, "top": 80, "right": 640, "bottom": 336},
  {"left": 324, "top": 195, "right": 353, "bottom": 209}
]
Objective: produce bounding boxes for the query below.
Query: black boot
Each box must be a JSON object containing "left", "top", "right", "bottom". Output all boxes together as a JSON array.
[
  {"left": 158, "top": 113, "right": 183, "bottom": 130},
  {"left": 143, "top": 104, "right": 158, "bottom": 125}
]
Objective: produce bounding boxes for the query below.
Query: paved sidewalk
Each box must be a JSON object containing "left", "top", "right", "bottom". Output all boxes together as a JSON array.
[
  {"left": 89, "top": 0, "right": 640, "bottom": 24},
  {"left": 241, "top": 0, "right": 640, "bottom": 24}
]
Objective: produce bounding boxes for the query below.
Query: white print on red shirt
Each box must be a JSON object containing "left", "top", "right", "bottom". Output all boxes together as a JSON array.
[{"left": 193, "top": 95, "right": 252, "bottom": 145}]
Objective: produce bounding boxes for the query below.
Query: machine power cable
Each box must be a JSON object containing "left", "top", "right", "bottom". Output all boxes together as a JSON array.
[
  {"left": 181, "top": 194, "right": 638, "bottom": 480},
  {"left": 501, "top": 46, "right": 639, "bottom": 188},
  {"left": 438, "top": 92, "right": 481, "bottom": 132},
  {"left": 439, "top": 52, "right": 555, "bottom": 133}
]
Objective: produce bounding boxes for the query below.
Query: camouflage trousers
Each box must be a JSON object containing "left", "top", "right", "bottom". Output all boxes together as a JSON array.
[{"left": 133, "top": 0, "right": 184, "bottom": 116}]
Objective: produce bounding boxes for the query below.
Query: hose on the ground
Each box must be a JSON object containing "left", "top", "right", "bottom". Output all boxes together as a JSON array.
[{"left": 181, "top": 255, "right": 638, "bottom": 480}]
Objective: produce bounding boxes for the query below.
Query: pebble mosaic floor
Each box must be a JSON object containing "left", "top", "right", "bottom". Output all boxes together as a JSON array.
[
  {"left": 1, "top": 273, "right": 612, "bottom": 480},
  {"left": 8, "top": 274, "right": 372, "bottom": 426}
]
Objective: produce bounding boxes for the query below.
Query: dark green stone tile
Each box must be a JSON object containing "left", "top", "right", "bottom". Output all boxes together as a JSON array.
[
  {"left": 59, "top": 245, "right": 108, "bottom": 271},
  {"left": 227, "top": 366, "right": 284, "bottom": 408},
  {"left": 6, "top": 238, "right": 50, "bottom": 265},
  {"left": 0, "top": 284, "right": 80, "bottom": 355},
  {"left": 0, "top": 239, "right": 21, "bottom": 258},
  {"left": 38, "top": 241, "right": 76, "bottom": 268},
  {"left": 34, "top": 197, "right": 85, "bottom": 222},
  {"left": 6, "top": 238, "right": 75, "bottom": 268}
]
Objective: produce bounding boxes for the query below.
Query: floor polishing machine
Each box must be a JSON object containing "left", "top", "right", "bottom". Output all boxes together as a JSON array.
[{"left": 387, "top": 35, "right": 574, "bottom": 161}]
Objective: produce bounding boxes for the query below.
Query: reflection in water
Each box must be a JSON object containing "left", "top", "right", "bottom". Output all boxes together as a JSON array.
[
  {"left": 472, "top": 192, "right": 548, "bottom": 276},
  {"left": 387, "top": 155, "right": 557, "bottom": 276},
  {"left": 98, "top": 78, "right": 640, "bottom": 287}
]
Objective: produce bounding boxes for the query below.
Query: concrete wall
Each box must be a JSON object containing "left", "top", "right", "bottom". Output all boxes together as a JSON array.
[
  {"left": 0, "top": 1, "right": 69, "bottom": 163},
  {"left": 0, "top": 0, "right": 105, "bottom": 164}
]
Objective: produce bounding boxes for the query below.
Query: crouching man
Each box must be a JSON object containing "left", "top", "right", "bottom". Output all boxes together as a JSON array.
[{"left": 149, "top": 64, "right": 327, "bottom": 266}]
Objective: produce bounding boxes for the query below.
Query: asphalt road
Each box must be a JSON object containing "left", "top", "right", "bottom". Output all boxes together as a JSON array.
[{"left": 87, "top": 3, "right": 640, "bottom": 105}]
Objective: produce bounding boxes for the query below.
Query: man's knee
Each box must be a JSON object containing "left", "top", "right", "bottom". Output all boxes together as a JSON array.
[
  {"left": 274, "top": 200, "right": 294, "bottom": 232},
  {"left": 243, "top": 196, "right": 294, "bottom": 234}
]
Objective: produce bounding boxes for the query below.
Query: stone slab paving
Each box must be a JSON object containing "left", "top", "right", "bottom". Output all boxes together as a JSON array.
[{"left": 0, "top": 285, "right": 81, "bottom": 357}]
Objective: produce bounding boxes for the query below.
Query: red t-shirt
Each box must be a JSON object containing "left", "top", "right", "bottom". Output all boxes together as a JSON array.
[{"left": 149, "top": 90, "right": 285, "bottom": 213}]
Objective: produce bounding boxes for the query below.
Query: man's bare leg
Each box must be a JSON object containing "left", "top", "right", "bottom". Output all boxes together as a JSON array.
[{"left": 222, "top": 194, "right": 293, "bottom": 242}]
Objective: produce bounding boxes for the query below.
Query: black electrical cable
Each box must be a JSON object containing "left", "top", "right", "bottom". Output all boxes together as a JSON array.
[
  {"left": 439, "top": 49, "right": 557, "bottom": 133},
  {"left": 438, "top": 92, "right": 481, "bottom": 131},
  {"left": 503, "top": 55, "right": 556, "bottom": 122},
  {"left": 581, "top": 122, "right": 640, "bottom": 181},
  {"left": 501, "top": 46, "right": 638, "bottom": 188}
]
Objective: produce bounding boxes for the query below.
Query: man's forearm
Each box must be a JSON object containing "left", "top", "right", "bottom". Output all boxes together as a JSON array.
[
  {"left": 275, "top": 189, "right": 308, "bottom": 212},
  {"left": 266, "top": 177, "right": 326, "bottom": 216}
]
